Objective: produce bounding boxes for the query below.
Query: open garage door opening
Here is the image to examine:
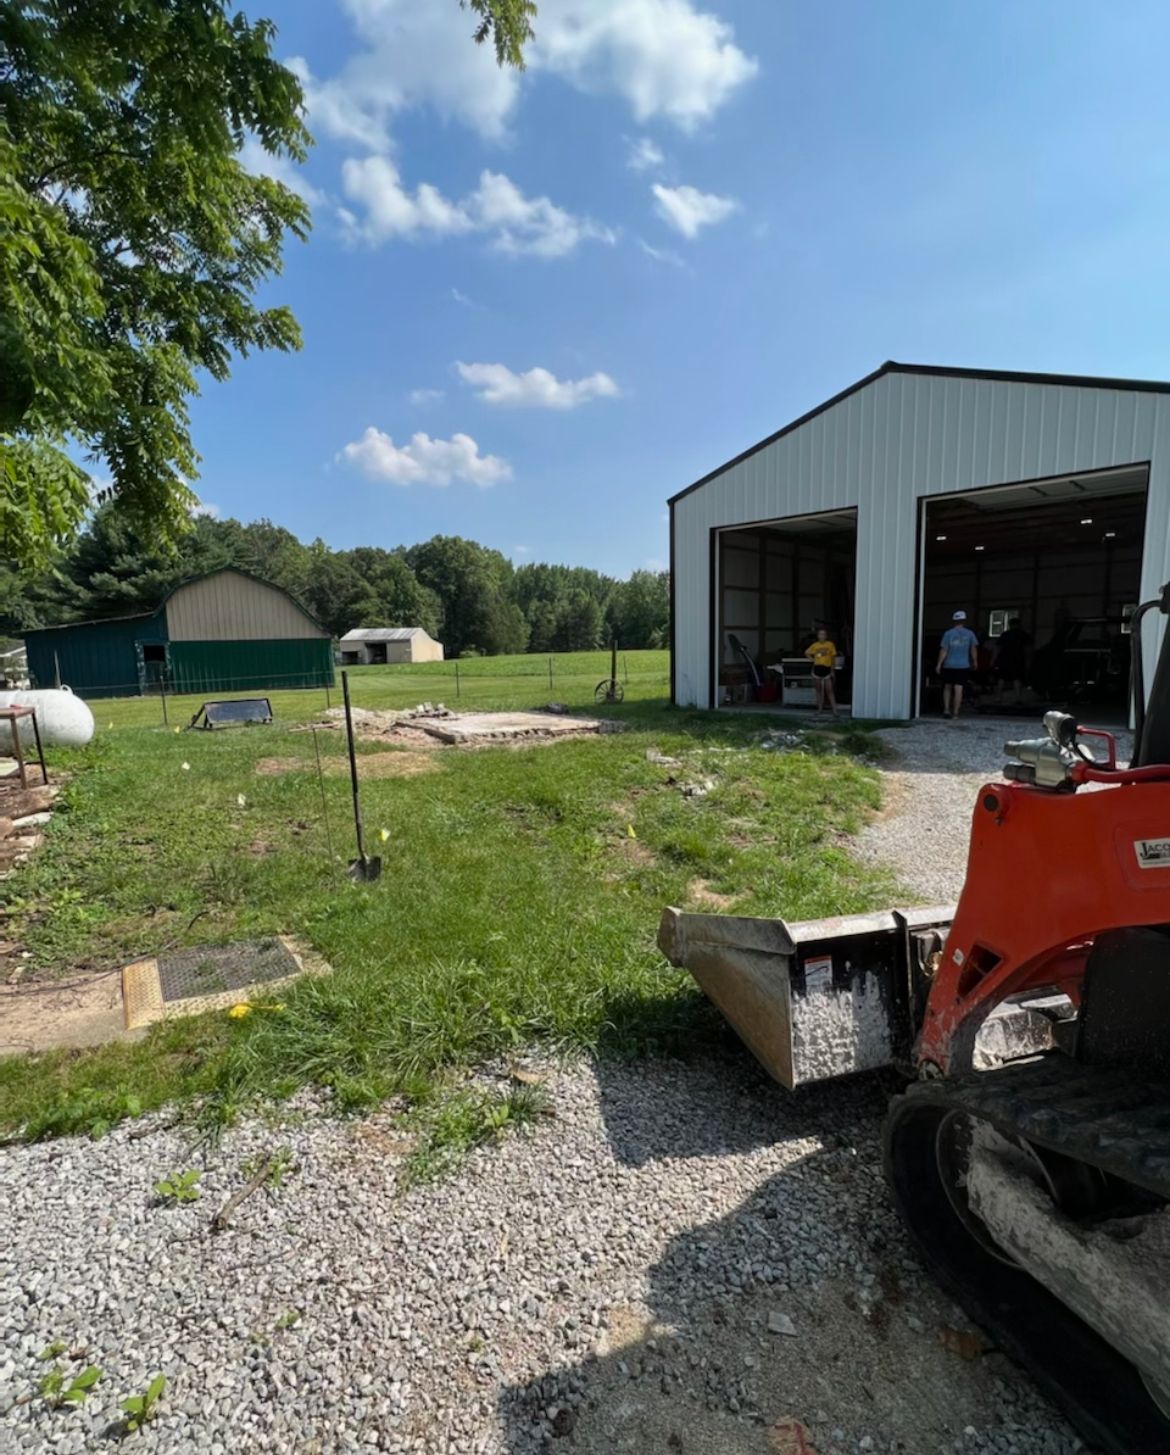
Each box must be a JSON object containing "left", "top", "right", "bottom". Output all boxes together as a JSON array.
[
  {"left": 918, "top": 465, "right": 1149, "bottom": 719},
  {"left": 716, "top": 510, "right": 857, "bottom": 711}
]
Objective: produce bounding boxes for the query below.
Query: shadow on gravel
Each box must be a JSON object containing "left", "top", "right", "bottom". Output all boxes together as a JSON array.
[
  {"left": 593, "top": 1051, "right": 893, "bottom": 1168},
  {"left": 499, "top": 1060, "right": 1072, "bottom": 1455}
]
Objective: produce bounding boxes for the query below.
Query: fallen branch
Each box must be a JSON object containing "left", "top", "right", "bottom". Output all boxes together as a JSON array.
[{"left": 210, "top": 1153, "right": 276, "bottom": 1233}]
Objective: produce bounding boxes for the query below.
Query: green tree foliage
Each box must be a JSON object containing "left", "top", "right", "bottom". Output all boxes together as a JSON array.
[
  {"left": 607, "top": 569, "right": 670, "bottom": 650},
  {"left": 0, "top": 0, "right": 313, "bottom": 562},
  {"left": 406, "top": 535, "right": 523, "bottom": 657},
  {"left": 0, "top": 0, "right": 538, "bottom": 567},
  {"left": 555, "top": 589, "right": 603, "bottom": 651},
  {"left": 1, "top": 509, "right": 669, "bottom": 656},
  {"left": 461, "top": 0, "right": 537, "bottom": 67}
]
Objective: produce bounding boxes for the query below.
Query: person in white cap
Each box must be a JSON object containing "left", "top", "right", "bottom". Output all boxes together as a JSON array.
[{"left": 936, "top": 610, "right": 979, "bottom": 719}]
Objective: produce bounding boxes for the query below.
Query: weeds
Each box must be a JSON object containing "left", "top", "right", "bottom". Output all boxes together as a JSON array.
[
  {"left": 403, "top": 1083, "right": 551, "bottom": 1188},
  {"left": 38, "top": 1363, "right": 102, "bottom": 1408},
  {"left": 154, "top": 1169, "right": 201, "bottom": 1204},
  {"left": 121, "top": 1373, "right": 166, "bottom": 1431}
]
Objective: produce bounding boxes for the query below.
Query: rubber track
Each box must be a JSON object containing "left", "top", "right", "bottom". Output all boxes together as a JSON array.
[
  {"left": 886, "top": 1054, "right": 1170, "bottom": 1454},
  {"left": 903, "top": 1055, "right": 1170, "bottom": 1198}
]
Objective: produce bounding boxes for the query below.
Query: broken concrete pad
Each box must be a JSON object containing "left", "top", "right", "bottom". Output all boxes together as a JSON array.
[
  {"left": 411, "top": 710, "right": 608, "bottom": 745},
  {"left": 303, "top": 704, "right": 616, "bottom": 747}
]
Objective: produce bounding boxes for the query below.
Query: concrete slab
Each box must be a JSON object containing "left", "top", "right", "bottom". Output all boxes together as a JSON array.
[{"left": 412, "top": 710, "right": 607, "bottom": 745}]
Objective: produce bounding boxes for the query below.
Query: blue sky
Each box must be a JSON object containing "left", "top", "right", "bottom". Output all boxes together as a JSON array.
[{"left": 187, "top": 0, "right": 1170, "bottom": 577}]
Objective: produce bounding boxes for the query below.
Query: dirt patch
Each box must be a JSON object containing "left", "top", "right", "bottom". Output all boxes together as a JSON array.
[
  {"left": 0, "top": 969, "right": 145, "bottom": 1056},
  {"left": 868, "top": 772, "right": 910, "bottom": 824},
  {"left": 617, "top": 836, "right": 656, "bottom": 867},
  {"left": 255, "top": 752, "right": 439, "bottom": 779},
  {"left": 688, "top": 878, "right": 740, "bottom": 909}
]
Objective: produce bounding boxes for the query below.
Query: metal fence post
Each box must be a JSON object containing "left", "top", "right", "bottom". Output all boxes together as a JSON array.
[{"left": 160, "top": 675, "right": 169, "bottom": 727}]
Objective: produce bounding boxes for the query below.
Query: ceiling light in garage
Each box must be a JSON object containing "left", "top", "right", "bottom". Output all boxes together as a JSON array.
[
  {"left": 1104, "top": 531, "right": 1117, "bottom": 539},
  {"left": 935, "top": 534, "right": 947, "bottom": 541},
  {"left": 974, "top": 545, "right": 985, "bottom": 552},
  {"left": 1081, "top": 517, "right": 1094, "bottom": 525}
]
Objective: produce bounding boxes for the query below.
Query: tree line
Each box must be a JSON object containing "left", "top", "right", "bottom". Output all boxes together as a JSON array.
[{"left": 0, "top": 507, "right": 670, "bottom": 657}]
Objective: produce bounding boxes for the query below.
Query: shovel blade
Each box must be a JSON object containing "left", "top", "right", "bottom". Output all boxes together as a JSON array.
[{"left": 346, "top": 855, "right": 383, "bottom": 883}]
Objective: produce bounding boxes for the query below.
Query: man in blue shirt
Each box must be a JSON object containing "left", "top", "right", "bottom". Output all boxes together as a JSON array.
[{"left": 936, "top": 610, "right": 980, "bottom": 719}]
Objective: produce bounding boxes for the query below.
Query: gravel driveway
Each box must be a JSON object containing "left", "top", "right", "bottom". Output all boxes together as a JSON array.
[
  {"left": 1, "top": 718, "right": 1103, "bottom": 1455},
  {"left": 855, "top": 716, "right": 1132, "bottom": 905},
  {"left": 2, "top": 1058, "right": 1081, "bottom": 1455}
]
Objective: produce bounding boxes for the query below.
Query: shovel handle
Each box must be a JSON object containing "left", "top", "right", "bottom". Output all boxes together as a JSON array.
[{"left": 341, "top": 671, "right": 366, "bottom": 861}]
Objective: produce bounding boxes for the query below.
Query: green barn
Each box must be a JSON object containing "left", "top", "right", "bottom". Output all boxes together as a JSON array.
[{"left": 23, "top": 568, "right": 334, "bottom": 700}]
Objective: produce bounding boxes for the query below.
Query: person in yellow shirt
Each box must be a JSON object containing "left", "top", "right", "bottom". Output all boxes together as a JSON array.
[{"left": 804, "top": 626, "right": 838, "bottom": 715}]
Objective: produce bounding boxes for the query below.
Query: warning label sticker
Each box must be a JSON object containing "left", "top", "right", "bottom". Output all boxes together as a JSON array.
[{"left": 803, "top": 955, "right": 834, "bottom": 994}]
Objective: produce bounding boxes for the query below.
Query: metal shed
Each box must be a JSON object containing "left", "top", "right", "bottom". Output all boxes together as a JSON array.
[
  {"left": 669, "top": 362, "right": 1170, "bottom": 720},
  {"left": 338, "top": 627, "right": 445, "bottom": 665},
  {"left": 23, "top": 568, "right": 334, "bottom": 699}
]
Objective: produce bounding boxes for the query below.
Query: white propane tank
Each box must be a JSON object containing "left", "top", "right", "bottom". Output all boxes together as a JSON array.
[{"left": 0, "top": 687, "right": 96, "bottom": 748}]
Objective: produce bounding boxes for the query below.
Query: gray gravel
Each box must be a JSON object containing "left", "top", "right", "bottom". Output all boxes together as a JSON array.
[
  {"left": 1, "top": 1057, "right": 1082, "bottom": 1454},
  {"left": 855, "top": 716, "right": 1132, "bottom": 905}
]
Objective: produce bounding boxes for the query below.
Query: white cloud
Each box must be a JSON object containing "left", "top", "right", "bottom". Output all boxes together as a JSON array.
[
  {"left": 409, "top": 387, "right": 445, "bottom": 405},
  {"left": 238, "top": 134, "right": 324, "bottom": 206},
  {"left": 340, "top": 427, "right": 511, "bottom": 487},
  {"left": 456, "top": 362, "right": 620, "bottom": 410},
  {"left": 639, "top": 237, "right": 686, "bottom": 267},
  {"left": 534, "top": 0, "right": 757, "bottom": 131},
  {"left": 287, "top": 8, "right": 517, "bottom": 147},
  {"left": 294, "top": 0, "right": 755, "bottom": 147},
  {"left": 341, "top": 159, "right": 614, "bottom": 257},
  {"left": 451, "top": 286, "right": 483, "bottom": 309},
  {"left": 190, "top": 501, "right": 221, "bottom": 519},
  {"left": 512, "top": 544, "right": 531, "bottom": 556},
  {"left": 643, "top": 556, "right": 667, "bottom": 571},
  {"left": 652, "top": 182, "right": 738, "bottom": 237},
  {"left": 470, "top": 171, "right": 616, "bottom": 257},
  {"left": 627, "top": 136, "right": 665, "bottom": 172}
]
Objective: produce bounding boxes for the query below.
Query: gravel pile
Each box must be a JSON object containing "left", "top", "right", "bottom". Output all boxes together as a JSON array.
[
  {"left": 1, "top": 1057, "right": 1081, "bottom": 1454},
  {"left": 855, "top": 716, "right": 1132, "bottom": 905}
]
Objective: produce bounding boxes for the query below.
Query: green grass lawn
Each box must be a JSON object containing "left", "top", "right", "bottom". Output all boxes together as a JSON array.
[
  {"left": 0, "top": 665, "right": 896, "bottom": 1142},
  {"left": 98, "top": 647, "right": 671, "bottom": 729}
]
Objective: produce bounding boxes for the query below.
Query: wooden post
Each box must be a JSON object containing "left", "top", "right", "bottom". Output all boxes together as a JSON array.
[
  {"left": 455, "top": 660, "right": 461, "bottom": 698},
  {"left": 548, "top": 656, "right": 554, "bottom": 691},
  {"left": 160, "top": 678, "right": 169, "bottom": 727}
]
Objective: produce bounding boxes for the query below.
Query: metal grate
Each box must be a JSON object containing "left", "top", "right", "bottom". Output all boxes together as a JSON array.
[
  {"left": 121, "top": 936, "right": 323, "bottom": 1030},
  {"left": 157, "top": 939, "right": 300, "bottom": 1004}
]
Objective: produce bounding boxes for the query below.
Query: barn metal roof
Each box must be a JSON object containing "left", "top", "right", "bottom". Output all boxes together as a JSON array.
[
  {"left": 339, "top": 627, "right": 432, "bottom": 642},
  {"left": 669, "top": 360, "right": 1170, "bottom": 506}
]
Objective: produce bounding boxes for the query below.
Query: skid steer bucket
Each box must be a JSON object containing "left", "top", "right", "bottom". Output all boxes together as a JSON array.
[{"left": 658, "top": 904, "right": 953, "bottom": 1088}]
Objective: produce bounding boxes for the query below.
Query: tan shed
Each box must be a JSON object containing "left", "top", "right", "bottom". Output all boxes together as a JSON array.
[{"left": 338, "top": 628, "right": 445, "bottom": 665}]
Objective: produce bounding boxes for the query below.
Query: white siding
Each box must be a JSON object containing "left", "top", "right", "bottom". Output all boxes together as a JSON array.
[
  {"left": 673, "top": 371, "right": 1170, "bottom": 719},
  {"left": 166, "top": 570, "right": 325, "bottom": 642}
]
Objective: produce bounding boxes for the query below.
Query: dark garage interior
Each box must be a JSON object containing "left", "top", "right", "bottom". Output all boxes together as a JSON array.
[
  {"left": 717, "top": 510, "right": 857, "bottom": 708},
  {"left": 919, "top": 466, "right": 1148, "bottom": 717}
]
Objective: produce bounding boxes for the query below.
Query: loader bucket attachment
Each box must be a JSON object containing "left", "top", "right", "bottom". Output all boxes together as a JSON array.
[{"left": 658, "top": 905, "right": 953, "bottom": 1089}]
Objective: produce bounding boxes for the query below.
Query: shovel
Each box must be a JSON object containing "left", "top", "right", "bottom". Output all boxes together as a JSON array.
[{"left": 341, "top": 671, "right": 382, "bottom": 882}]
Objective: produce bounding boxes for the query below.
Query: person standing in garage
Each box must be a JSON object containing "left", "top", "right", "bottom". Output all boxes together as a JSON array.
[
  {"left": 937, "top": 610, "right": 980, "bottom": 719},
  {"left": 804, "top": 625, "right": 839, "bottom": 716}
]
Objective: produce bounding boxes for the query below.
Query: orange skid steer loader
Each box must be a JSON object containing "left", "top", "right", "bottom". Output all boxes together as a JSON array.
[{"left": 658, "top": 589, "right": 1170, "bottom": 1454}]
